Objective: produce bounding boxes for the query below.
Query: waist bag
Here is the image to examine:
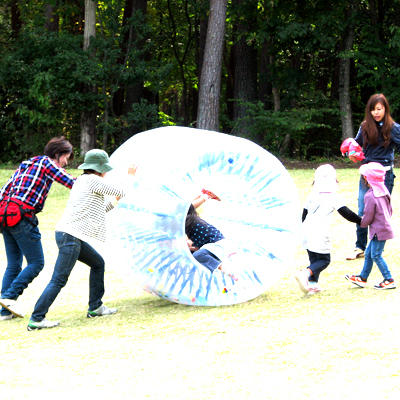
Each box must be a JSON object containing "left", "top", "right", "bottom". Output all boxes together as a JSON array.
[{"left": 0, "top": 197, "right": 37, "bottom": 231}]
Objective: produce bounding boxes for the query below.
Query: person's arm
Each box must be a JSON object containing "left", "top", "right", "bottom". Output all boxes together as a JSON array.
[
  {"left": 337, "top": 206, "right": 362, "bottom": 225},
  {"left": 349, "top": 126, "right": 364, "bottom": 162},
  {"left": 192, "top": 194, "right": 208, "bottom": 209},
  {"left": 390, "top": 122, "right": 400, "bottom": 154},
  {"left": 302, "top": 208, "right": 308, "bottom": 223},
  {"left": 359, "top": 197, "right": 376, "bottom": 228},
  {"left": 45, "top": 157, "right": 75, "bottom": 189}
]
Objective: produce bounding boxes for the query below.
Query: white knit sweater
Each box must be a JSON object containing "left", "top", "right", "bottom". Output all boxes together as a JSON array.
[{"left": 56, "top": 174, "right": 126, "bottom": 243}]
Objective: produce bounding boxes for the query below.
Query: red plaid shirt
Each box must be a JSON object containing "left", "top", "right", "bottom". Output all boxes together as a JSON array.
[{"left": 0, "top": 156, "right": 75, "bottom": 212}]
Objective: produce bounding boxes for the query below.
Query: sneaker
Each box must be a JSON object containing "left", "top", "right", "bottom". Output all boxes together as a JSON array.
[
  {"left": 374, "top": 279, "right": 396, "bottom": 290},
  {"left": 307, "top": 282, "right": 323, "bottom": 295},
  {"left": 346, "top": 248, "right": 365, "bottom": 260},
  {"left": 345, "top": 274, "right": 367, "bottom": 288},
  {"left": 295, "top": 270, "right": 310, "bottom": 294},
  {"left": 87, "top": 304, "right": 117, "bottom": 318},
  {"left": 27, "top": 318, "right": 60, "bottom": 331},
  {"left": 0, "top": 298, "right": 24, "bottom": 318},
  {"left": 201, "top": 188, "right": 221, "bottom": 201},
  {"left": 0, "top": 314, "right": 16, "bottom": 321}
]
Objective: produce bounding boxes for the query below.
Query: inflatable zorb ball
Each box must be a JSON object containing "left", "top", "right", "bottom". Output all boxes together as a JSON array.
[{"left": 106, "top": 126, "right": 300, "bottom": 306}]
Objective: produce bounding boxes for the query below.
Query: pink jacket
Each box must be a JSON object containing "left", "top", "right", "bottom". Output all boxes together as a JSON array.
[{"left": 360, "top": 189, "right": 394, "bottom": 240}]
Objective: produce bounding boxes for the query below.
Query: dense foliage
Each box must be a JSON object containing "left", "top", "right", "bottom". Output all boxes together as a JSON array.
[{"left": 1, "top": 0, "right": 400, "bottom": 163}]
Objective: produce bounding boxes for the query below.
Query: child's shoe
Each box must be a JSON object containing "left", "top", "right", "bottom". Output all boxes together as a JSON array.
[
  {"left": 201, "top": 188, "right": 221, "bottom": 201},
  {"left": 345, "top": 274, "right": 367, "bottom": 288},
  {"left": 295, "top": 270, "right": 310, "bottom": 294},
  {"left": 307, "top": 282, "right": 323, "bottom": 295},
  {"left": 374, "top": 279, "right": 396, "bottom": 290}
]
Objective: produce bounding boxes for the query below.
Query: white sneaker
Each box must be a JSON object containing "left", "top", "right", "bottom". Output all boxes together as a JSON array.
[
  {"left": 0, "top": 314, "right": 16, "bottom": 321},
  {"left": 27, "top": 318, "right": 60, "bottom": 331},
  {"left": 346, "top": 248, "right": 365, "bottom": 260},
  {"left": 295, "top": 270, "right": 310, "bottom": 294},
  {"left": 87, "top": 304, "right": 117, "bottom": 318},
  {"left": 307, "top": 282, "right": 323, "bottom": 295},
  {"left": 0, "top": 299, "right": 24, "bottom": 318}
]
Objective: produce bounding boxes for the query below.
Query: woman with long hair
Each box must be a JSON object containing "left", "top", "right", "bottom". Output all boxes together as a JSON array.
[{"left": 346, "top": 94, "right": 400, "bottom": 260}]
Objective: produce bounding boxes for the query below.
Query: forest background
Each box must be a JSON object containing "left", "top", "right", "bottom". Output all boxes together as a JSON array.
[{"left": 1, "top": 0, "right": 400, "bottom": 164}]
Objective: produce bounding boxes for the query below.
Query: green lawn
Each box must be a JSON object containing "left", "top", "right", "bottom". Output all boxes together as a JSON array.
[{"left": 1, "top": 166, "right": 400, "bottom": 400}]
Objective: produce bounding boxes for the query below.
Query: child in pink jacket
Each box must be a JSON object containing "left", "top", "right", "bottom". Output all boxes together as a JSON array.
[{"left": 345, "top": 162, "right": 395, "bottom": 290}]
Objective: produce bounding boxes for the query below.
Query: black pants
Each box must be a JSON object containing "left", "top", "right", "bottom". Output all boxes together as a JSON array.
[{"left": 307, "top": 250, "right": 331, "bottom": 283}]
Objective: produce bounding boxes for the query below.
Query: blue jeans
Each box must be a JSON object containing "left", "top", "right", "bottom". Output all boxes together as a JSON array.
[
  {"left": 360, "top": 236, "right": 392, "bottom": 280},
  {"left": 192, "top": 249, "right": 221, "bottom": 273},
  {"left": 356, "top": 168, "right": 395, "bottom": 251},
  {"left": 1, "top": 219, "right": 44, "bottom": 317},
  {"left": 30, "top": 232, "right": 105, "bottom": 322}
]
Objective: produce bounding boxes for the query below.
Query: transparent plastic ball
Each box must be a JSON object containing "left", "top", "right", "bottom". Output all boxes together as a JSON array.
[{"left": 106, "top": 126, "right": 300, "bottom": 306}]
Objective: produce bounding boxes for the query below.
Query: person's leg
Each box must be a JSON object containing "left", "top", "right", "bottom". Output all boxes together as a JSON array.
[
  {"left": 1, "top": 228, "right": 23, "bottom": 317},
  {"left": 355, "top": 175, "right": 369, "bottom": 251},
  {"left": 1, "top": 220, "right": 44, "bottom": 300},
  {"left": 370, "top": 238, "right": 392, "bottom": 280},
  {"left": 359, "top": 240, "right": 373, "bottom": 280},
  {"left": 192, "top": 249, "right": 221, "bottom": 273},
  {"left": 77, "top": 241, "right": 105, "bottom": 312},
  {"left": 307, "top": 252, "right": 330, "bottom": 283},
  {"left": 30, "top": 232, "right": 81, "bottom": 322}
]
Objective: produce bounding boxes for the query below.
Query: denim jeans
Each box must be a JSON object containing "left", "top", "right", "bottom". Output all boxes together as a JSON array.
[
  {"left": 356, "top": 168, "right": 395, "bottom": 251},
  {"left": 1, "top": 219, "right": 44, "bottom": 317},
  {"left": 30, "top": 231, "right": 105, "bottom": 322},
  {"left": 192, "top": 249, "right": 221, "bottom": 273},
  {"left": 360, "top": 236, "right": 392, "bottom": 280}
]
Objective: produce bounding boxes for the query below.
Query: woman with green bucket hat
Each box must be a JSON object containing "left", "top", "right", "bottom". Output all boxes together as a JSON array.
[{"left": 27, "top": 149, "right": 137, "bottom": 330}]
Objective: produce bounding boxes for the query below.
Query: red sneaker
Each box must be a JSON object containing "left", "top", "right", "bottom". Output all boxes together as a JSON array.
[
  {"left": 374, "top": 279, "right": 396, "bottom": 290},
  {"left": 345, "top": 274, "right": 367, "bottom": 288},
  {"left": 201, "top": 188, "right": 221, "bottom": 201}
]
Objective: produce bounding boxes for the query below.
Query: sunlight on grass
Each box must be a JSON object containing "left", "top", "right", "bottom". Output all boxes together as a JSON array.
[{"left": 1, "top": 165, "right": 400, "bottom": 399}]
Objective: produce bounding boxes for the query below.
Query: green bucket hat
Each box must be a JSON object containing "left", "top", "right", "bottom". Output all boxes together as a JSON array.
[{"left": 78, "top": 149, "right": 113, "bottom": 173}]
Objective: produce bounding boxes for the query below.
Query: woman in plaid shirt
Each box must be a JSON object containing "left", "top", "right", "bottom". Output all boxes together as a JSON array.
[{"left": 0, "top": 137, "right": 75, "bottom": 321}]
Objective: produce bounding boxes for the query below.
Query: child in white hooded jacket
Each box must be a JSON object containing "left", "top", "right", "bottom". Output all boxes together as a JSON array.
[{"left": 295, "top": 164, "right": 361, "bottom": 295}]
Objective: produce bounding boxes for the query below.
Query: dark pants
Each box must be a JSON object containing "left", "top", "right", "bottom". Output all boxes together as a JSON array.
[
  {"left": 31, "top": 231, "right": 105, "bottom": 322},
  {"left": 307, "top": 250, "right": 331, "bottom": 283}
]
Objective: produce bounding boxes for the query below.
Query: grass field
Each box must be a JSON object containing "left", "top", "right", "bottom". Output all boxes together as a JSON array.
[{"left": 1, "top": 165, "right": 400, "bottom": 399}]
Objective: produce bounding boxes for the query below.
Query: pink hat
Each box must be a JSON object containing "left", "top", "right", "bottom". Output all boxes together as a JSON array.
[
  {"left": 340, "top": 138, "right": 365, "bottom": 162},
  {"left": 313, "top": 164, "right": 338, "bottom": 193},
  {"left": 359, "top": 162, "right": 389, "bottom": 197}
]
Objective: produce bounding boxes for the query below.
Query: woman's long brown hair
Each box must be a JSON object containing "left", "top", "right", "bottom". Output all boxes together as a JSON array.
[{"left": 362, "top": 94, "right": 394, "bottom": 148}]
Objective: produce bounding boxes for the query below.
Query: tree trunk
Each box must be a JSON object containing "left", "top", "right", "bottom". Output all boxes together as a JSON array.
[
  {"left": 123, "top": 0, "right": 149, "bottom": 136},
  {"left": 339, "top": 0, "right": 358, "bottom": 140},
  {"left": 232, "top": 0, "right": 258, "bottom": 138},
  {"left": 259, "top": 40, "right": 273, "bottom": 111},
  {"left": 193, "top": 17, "right": 208, "bottom": 124},
  {"left": 80, "top": 0, "right": 97, "bottom": 156},
  {"left": 196, "top": 0, "right": 227, "bottom": 131},
  {"left": 44, "top": 3, "right": 59, "bottom": 32},
  {"left": 10, "top": 0, "right": 22, "bottom": 37}
]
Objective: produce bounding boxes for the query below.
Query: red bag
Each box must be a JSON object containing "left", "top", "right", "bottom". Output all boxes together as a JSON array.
[{"left": 0, "top": 197, "right": 36, "bottom": 229}]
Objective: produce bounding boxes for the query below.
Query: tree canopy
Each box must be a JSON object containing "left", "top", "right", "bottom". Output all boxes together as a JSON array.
[{"left": 1, "top": 0, "right": 400, "bottom": 163}]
